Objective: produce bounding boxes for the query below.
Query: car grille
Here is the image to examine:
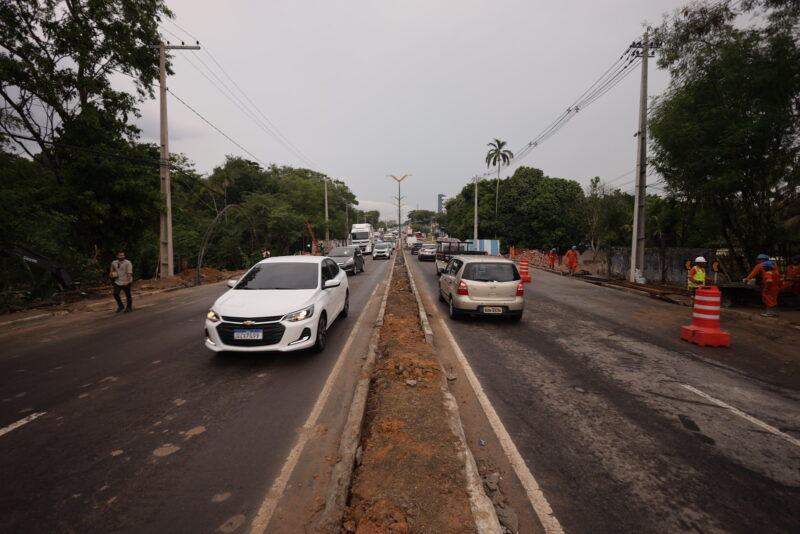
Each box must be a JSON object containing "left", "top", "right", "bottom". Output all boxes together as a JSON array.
[
  {"left": 216, "top": 322, "right": 286, "bottom": 346},
  {"left": 221, "top": 315, "right": 283, "bottom": 323}
]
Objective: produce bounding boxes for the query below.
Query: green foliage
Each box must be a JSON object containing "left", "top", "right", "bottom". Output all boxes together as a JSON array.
[
  {"left": 651, "top": 0, "right": 800, "bottom": 271},
  {"left": 444, "top": 167, "right": 586, "bottom": 249}
]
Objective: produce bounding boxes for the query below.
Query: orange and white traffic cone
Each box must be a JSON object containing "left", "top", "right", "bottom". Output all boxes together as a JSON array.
[
  {"left": 519, "top": 259, "right": 532, "bottom": 283},
  {"left": 680, "top": 286, "right": 730, "bottom": 347}
]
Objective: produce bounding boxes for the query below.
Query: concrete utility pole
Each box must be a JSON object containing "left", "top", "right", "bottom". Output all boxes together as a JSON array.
[
  {"left": 629, "top": 30, "right": 649, "bottom": 283},
  {"left": 388, "top": 174, "right": 411, "bottom": 235},
  {"left": 324, "top": 177, "right": 330, "bottom": 249},
  {"left": 473, "top": 176, "right": 479, "bottom": 244},
  {"left": 156, "top": 41, "right": 200, "bottom": 278}
]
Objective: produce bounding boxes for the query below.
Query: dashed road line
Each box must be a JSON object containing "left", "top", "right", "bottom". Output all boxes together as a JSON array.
[
  {"left": 681, "top": 384, "right": 800, "bottom": 449},
  {"left": 0, "top": 411, "right": 46, "bottom": 438}
]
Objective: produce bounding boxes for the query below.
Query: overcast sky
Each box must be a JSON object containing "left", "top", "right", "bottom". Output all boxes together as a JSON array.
[{"left": 133, "top": 0, "right": 689, "bottom": 222}]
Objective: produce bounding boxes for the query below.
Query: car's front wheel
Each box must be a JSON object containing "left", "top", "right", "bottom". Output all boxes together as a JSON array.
[
  {"left": 312, "top": 314, "right": 327, "bottom": 352},
  {"left": 340, "top": 291, "right": 350, "bottom": 318}
]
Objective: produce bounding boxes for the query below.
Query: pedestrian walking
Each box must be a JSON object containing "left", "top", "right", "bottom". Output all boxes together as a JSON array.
[
  {"left": 760, "top": 261, "right": 781, "bottom": 317},
  {"left": 110, "top": 251, "right": 133, "bottom": 313},
  {"left": 564, "top": 246, "right": 579, "bottom": 275},
  {"left": 548, "top": 248, "right": 558, "bottom": 271},
  {"left": 743, "top": 253, "right": 769, "bottom": 285},
  {"left": 687, "top": 256, "right": 707, "bottom": 295}
]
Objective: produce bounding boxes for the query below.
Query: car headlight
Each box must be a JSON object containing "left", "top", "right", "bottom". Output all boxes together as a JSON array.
[
  {"left": 282, "top": 304, "right": 314, "bottom": 322},
  {"left": 345, "top": 258, "right": 354, "bottom": 264},
  {"left": 207, "top": 310, "right": 220, "bottom": 322}
]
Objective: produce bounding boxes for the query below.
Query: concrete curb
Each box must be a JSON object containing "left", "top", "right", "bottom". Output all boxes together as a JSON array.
[
  {"left": 405, "top": 252, "right": 503, "bottom": 534},
  {"left": 405, "top": 255, "right": 434, "bottom": 344},
  {"left": 318, "top": 257, "right": 396, "bottom": 532},
  {"left": 530, "top": 265, "right": 800, "bottom": 330}
]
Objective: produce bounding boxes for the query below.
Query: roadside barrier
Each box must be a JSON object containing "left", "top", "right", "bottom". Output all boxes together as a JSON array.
[
  {"left": 680, "top": 285, "right": 730, "bottom": 347},
  {"left": 519, "top": 259, "right": 532, "bottom": 283}
]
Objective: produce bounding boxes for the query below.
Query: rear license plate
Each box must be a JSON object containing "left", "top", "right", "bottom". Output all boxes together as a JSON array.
[
  {"left": 234, "top": 329, "right": 262, "bottom": 340},
  {"left": 482, "top": 307, "right": 503, "bottom": 314}
]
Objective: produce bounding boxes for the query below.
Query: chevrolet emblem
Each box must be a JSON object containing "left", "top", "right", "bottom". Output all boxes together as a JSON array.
[{"left": 243, "top": 320, "right": 254, "bottom": 326}]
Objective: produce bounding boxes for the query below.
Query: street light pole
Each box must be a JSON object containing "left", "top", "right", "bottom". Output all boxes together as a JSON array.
[
  {"left": 473, "top": 175, "right": 479, "bottom": 244},
  {"left": 388, "top": 174, "right": 411, "bottom": 235},
  {"left": 324, "top": 177, "right": 329, "bottom": 249}
]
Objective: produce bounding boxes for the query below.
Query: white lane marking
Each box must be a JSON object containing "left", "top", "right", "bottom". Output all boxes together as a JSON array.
[
  {"left": 681, "top": 384, "right": 800, "bottom": 449},
  {"left": 249, "top": 268, "right": 390, "bottom": 534},
  {"left": 0, "top": 411, "right": 46, "bottom": 438},
  {"left": 438, "top": 319, "right": 565, "bottom": 534}
]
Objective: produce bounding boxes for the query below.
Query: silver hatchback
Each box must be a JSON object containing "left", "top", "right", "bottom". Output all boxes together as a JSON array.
[{"left": 438, "top": 256, "right": 524, "bottom": 321}]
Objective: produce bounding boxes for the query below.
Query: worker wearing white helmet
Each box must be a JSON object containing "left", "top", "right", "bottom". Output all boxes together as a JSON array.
[{"left": 688, "top": 256, "right": 707, "bottom": 291}]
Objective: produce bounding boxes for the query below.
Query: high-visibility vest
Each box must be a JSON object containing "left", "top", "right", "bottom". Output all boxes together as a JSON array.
[{"left": 688, "top": 266, "right": 706, "bottom": 288}]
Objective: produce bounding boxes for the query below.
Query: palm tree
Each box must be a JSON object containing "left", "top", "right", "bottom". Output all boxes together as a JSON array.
[{"left": 485, "top": 138, "right": 514, "bottom": 235}]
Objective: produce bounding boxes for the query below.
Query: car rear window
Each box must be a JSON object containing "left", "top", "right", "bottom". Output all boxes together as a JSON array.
[
  {"left": 329, "top": 247, "right": 354, "bottom": 257},
  {"left": 461, "top": 263, "right": 519, "bottom": 282},
  {"left": 235, "top": 263, "right": 318, "bottom": 290}
]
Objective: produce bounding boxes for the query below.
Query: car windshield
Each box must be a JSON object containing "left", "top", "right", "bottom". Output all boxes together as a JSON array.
[
  {"left": 375, "top": 244, "right": 388, "bottom": 249},
  {"left": 423, "top": 245, "right": 436, "bottom": 250},
  {"left": 351, "top": 232, "right": 370, "bottom": 240},
  {"left": 329, "top": 247, "right": 354, "bottom": 257},
  {"left": 462, "top": 263, "right": 519, "bottom": 282},
  {"left": 235, "top": 263, "right": 318, "bottom": 290}
]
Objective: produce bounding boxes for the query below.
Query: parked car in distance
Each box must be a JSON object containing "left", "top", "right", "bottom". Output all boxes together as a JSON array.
[
  {"left": 438, "top": 256, "right": 524, "bottom": 321},
  {"left": 410, "top": 242, "right": 424, "bottom": 255},
  {"left": 204, "top": 256, "right": 349, "bottom": 354},
  {"left": 418, "top": 243, "right": 437, "bottom": 261},
  {"left": 373, "top": 242, "right": 391, "bottom": 260},
  {"left": 328, "top": 246, "right": 365, "bottom": 274}
]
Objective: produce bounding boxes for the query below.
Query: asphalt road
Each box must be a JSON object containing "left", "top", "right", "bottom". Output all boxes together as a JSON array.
[
  {"left": 0, "top": 258, "right": 390, "bottom": 534},
  {"left": 407, "top": 255, "right": 800, "bottom": 534}
]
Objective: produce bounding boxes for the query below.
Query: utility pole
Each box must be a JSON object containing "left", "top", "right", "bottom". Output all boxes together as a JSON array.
[
  {"left": 629, "top": 29, "right": 649, "bottom": 283},
  {"left": 388, "top": 174, "right": 411, "bottom": 235},
  {"left": 473, "top": 176, "right": 479, "bottom": 245},
  {"left": 324, "top": 177, "right": 330, "bottom": 249},
  {"left": 155, "top": 41, "right": 200, "bottom": 278}
]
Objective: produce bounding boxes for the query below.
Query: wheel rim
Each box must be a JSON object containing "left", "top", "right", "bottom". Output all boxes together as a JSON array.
[
  {"left": 344, "top": 294, "right": 349, "bottom": 314},
  {"left": 449, "top": 299, "right": 454, "bottom": 317}
]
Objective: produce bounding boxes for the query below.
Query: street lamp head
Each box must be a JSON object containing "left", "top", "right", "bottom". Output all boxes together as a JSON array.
[{"left": 388, "top": 174, "right": 412, "bottom": 183}]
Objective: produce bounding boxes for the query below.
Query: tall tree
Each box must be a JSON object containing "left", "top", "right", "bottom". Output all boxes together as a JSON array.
[
  {"left": 485, "top": 138, "right": 514, "bottom": 234},
  {"left": 651, "top": 0, "right": 800, "bottom": 272}
]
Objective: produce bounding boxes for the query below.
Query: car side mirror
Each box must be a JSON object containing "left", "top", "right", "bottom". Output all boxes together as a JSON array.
[
  {"left": 227, "top": 279, "right": 237, "bottom": 288},
  {"left": 323, "top": 279, "right": 341, "bottom": 289}
]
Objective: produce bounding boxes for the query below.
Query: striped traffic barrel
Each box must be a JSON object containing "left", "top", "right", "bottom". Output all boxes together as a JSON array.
[{"left": 680, "top": 285, "right": 730, "bottom": 347}]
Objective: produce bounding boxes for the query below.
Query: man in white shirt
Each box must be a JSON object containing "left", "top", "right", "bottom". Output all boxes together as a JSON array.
[{"left": 110, "top": 251, "right": 133, "bottom": 312}]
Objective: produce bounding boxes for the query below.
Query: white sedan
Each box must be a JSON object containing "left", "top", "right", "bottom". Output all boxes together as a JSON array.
[{"left": 204, "top": 256, "right": 349, "bottom": 353}]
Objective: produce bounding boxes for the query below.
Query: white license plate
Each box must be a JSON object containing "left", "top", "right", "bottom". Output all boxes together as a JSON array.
[
  {"left": 234, "top": 329, "right": 263, "bottom": 340},
  {"left": 482, "top": 307, "right": 503, "bottom": 314}
]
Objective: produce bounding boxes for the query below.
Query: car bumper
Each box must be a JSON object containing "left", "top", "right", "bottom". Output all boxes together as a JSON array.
[
  {"left": 418, "top": 254, "right": 435, "bottom": 261},
  {"left": 373, "top": 252, "right": 389, "bottom": 259},
  {"left": 451, "top": 295, "right": 524, "bottom": 314},
  {"left": 337, "top": 263, "right": 355, "bottom": 272},
  {"left": 204, "top": 317, "right": 317, "bottom": 352}
]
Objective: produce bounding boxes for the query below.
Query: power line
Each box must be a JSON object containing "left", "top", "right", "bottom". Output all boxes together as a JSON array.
[
  {"left": 162, "top": 19, "right": 321, "bottom": 171},
  {"left": 166, "top": 89, "right": 269, "bottom": 167}
]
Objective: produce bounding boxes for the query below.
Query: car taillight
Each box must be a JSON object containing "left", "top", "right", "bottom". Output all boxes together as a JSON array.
[
  {"left": 516, "top": 282, "right": 524, "bottom": 296},
  {"left": 457, "top": 281, "right": 469, "bottom": 295}
]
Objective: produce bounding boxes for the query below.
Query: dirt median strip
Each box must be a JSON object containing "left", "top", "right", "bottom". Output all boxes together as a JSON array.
[{"left": 338, "top": 254, "right": 500, "bottom": 534}]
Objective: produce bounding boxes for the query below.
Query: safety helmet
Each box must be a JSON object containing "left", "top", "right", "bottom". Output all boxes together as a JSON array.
[
  {"left": 694, "top": 256, "right": 707, "bottom": 263},
  {"left": 551, "top": 248, "right": 557, "bottom": 252},
  {"left": 762, "top": 261, "right": 775, "bottom": 269},
  {"left": 571, "top": 246, "right": 577, "bottom": 250},
  {"left": 756, "top": 254, "right": 769, "bottom": 260}
]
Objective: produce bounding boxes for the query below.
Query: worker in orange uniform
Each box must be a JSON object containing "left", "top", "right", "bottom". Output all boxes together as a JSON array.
[
  {"left": 564, "top": 246, "right": 579, "bottom": 275},
  {"left": 743, "top": 253, "right": 769, "bottom": 285},
  {"left": 687, "top": 256, "right": 707, "bottom": 294},
  {"left": 783, "top": 255, "right": 800, "bottom": 296},
  {"left": 760, "top": 261, "right": 781, "bottom": 317},
  {"left": 548, "top": 248, "right": 558, "bottom": 271}
]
